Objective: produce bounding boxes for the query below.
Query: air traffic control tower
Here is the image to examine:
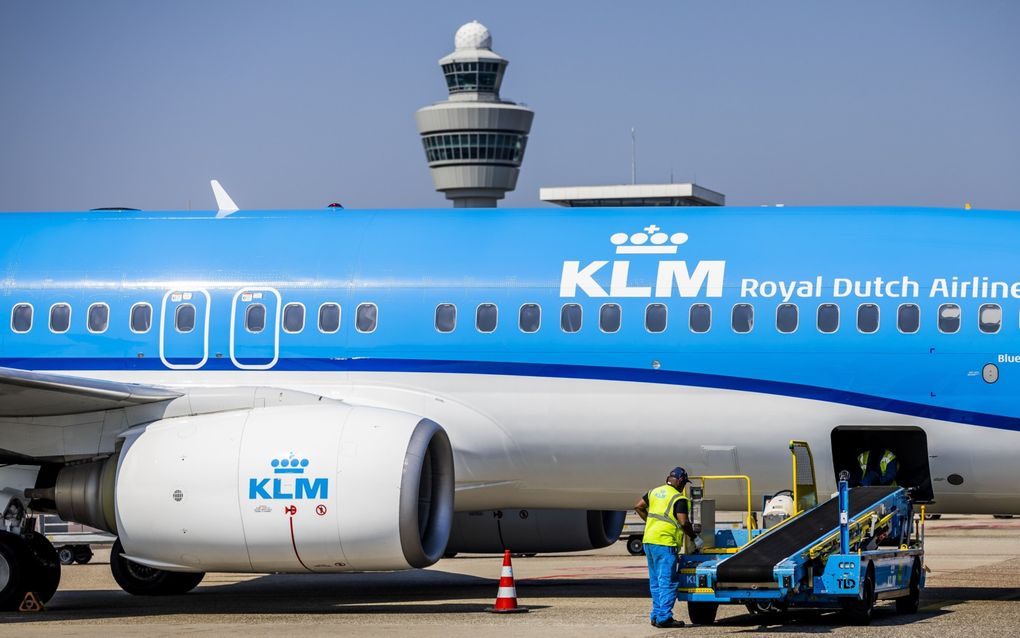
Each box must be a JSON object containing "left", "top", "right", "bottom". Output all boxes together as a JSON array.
[{"left": 416, "top": 21, "right": 534, "bottom": 208}]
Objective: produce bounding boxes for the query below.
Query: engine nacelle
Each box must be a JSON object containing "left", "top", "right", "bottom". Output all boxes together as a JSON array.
[
  {"left": 446, "top": 509, "right": 625, "bottom": 554},
  {"left": 88, "top": 404, "right": 452, "bottom": 573}
]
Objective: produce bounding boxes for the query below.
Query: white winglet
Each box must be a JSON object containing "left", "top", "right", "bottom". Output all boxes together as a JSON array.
[{"left": 211, "top": 180, "right": 239, "bottom": 217}]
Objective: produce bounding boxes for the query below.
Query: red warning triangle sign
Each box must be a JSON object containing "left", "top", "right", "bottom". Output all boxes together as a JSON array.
[{"left": 19, "top": 591, "right": 45, "bottom": 612}]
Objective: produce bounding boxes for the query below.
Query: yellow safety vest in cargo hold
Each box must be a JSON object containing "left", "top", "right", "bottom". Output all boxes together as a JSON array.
[
  {"left": 642, "top": 484, "right": 690, "bottom": 547},
  {"left": 858, "top": 450, "right": 897, "bottom": 486}
]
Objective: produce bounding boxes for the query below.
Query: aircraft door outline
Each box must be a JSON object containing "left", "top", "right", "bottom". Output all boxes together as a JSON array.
[
  {"left": 159, "top": 289, "right": 211, "bottom": 370},
  {"left": 229, "top": 287, "right": 282, "bottom": 370}
]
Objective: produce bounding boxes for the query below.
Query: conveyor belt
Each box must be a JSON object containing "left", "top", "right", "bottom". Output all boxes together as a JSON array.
[{"left": 715, "top": 486, "right": 898, "bottom": 584}]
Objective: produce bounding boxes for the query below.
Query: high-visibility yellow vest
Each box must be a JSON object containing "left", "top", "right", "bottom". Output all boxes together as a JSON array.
[
  {"left": 643, "top": 484, "right": 689, "bottom": 547},
  {"left": 858, "top": 450, "right": 897, "bottom": 486}
]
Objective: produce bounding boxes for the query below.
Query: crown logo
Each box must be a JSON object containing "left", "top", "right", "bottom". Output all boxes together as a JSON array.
[
  {"left": 271, "top": 454, "right": 309, "bottom": 474},
  {"left": 611, "top": 225, "right": 689, "bottom": 255}
]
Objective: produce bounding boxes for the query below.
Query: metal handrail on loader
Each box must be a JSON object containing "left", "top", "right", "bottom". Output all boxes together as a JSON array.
[{"left": 689, "top": 474, "right": 756, "bottom": 550}]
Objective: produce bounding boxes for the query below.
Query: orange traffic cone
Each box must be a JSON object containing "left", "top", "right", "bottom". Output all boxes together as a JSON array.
[{"left": 486, "top": 550, "right": 529, "bottom": 613}]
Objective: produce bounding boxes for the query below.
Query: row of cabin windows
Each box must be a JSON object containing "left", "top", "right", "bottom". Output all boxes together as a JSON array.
[
  {"left": 8, "top": 302, "right": 380, "bottom": 335},
  {"left": 430, "top": 301, "right": 1008, "bottom": 335},
  {"left": 7, "top": 300, "right": 1009, "bottom": 337}
]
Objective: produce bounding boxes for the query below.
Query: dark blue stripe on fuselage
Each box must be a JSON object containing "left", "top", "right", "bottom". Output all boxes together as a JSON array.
[{"left": 3, "top": 356, "right": 1019, "bottom": 433}]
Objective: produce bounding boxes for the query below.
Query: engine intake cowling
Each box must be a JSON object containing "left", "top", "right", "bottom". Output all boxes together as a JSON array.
[
  {"left": 446, "top": 509, "right": 626, "bottom": 554},
  {"left": 109, "top": 404, "right": 453, "bottom": 573}
]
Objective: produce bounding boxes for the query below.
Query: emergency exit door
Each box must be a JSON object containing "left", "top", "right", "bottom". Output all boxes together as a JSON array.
[
  {"left": 229, "top": 288, "right": 281, "bottom": 369},
  {"left": 160, "top": 289, "right": 211, "bottom": 369}
]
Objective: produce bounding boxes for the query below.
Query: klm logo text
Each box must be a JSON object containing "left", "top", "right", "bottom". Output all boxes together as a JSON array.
[{"left": 560, "top": 260, "right": 726, "bottom": 298}]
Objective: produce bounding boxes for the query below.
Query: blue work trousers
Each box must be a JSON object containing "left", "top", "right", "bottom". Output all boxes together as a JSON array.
[{"left": 644, "top": 542, "right": 681, "bottom": 624}]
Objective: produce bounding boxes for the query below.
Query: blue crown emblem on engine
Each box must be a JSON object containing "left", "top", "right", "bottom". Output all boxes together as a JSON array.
[{"left": 272, "top": 454, "right": 309, "bottom": 475}]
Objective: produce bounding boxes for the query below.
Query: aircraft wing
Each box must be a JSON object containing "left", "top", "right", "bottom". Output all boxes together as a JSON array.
[{"left": 0, "top": 367, "right": 181, "bottom": 417}]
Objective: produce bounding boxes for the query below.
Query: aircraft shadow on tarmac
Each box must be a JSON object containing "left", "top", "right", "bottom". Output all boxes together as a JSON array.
[{"left": 0, "top": 568, "right": 1013, "bottom": 626}]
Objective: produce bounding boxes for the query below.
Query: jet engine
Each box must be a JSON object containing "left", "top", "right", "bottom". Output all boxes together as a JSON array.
[
  {"left": 446, "top": 508, "right": 626, "bottom": 554},
  {"left": 45, "top": 404, "right": 454, "bottom": 573}
]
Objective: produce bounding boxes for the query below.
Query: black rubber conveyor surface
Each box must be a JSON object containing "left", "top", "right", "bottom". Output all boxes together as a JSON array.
[{"left": 715, "top": 486, "right": 899, "bottom": 584}]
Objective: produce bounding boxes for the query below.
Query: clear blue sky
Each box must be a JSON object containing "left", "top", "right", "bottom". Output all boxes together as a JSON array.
[{"left": 1, "top": 1, "right": 1018, "bottom": 211}]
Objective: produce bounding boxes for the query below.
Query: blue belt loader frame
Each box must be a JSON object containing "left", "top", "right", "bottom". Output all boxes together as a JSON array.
[{"left": 676, "top": 441, "right": 926, "bottom": 626}]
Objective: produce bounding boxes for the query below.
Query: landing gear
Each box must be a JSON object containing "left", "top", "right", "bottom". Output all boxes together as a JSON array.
[
  {"left": 0, "top": 530, "right": 61, "bottom": 611},
  {"left": 110, "top": 539, "right": 204, "bottom": 596}
]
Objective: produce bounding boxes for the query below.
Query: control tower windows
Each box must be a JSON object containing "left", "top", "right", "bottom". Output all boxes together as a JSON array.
[
  {"left": 442, "top": 61, "right": 502, "bottom": 93},
  {"left": 422, "top": 132, "right": 527, "bottom": 164}
]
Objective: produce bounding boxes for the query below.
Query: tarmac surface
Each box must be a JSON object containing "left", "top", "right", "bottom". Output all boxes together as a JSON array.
[{"left": 2, "top": 515, "right": 1019, "bottom": 637}]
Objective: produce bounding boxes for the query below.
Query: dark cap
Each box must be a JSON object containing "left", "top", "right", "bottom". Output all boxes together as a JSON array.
[{"left": 668, "top": 467, "right": 688, "bottom": 481}]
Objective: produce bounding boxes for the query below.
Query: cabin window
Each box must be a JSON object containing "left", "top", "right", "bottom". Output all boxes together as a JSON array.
[
  {"left": 49, "top": 303, "right": 71, "bottom": 333},
  {"left": 130, "top": 303, "right": 152, "bottom": 333},
  {"left": 690, "top": 303, "right": 711, "bottom": 333},
  {"left": 776, "top": 303, "right": 798, "bottom": 333},
  {"left": 435, "top": 304, "right": 456, "bottom": 333},
  {"left": 599, "top": 303, "right": 621, "bottom": 333},
  {"left": 282, "top": 303, "right": 305, "bottom": 333},
  {"left": 87, "top": 303, "right": 110, "bottom": 333},
  {"left": 979, "top": 303, "right": 1001, "bottom": 334},
  {"left": 11, "top": 304, "right": 32, "bottom": 333},
  {"left": 476, "top": 303, "right": 498, "bottom": 333},
  {"left": 175, "top": 304, "right": 196, "bottom": 333},
  {"left": 356, "top": 303, "right": 377, "bottom": 333},
  {"left": 519, "top": 303, "right": 541, "bottom": 333},
  {"left": 245, "top": 303, "right": 266, "bottom": 333},
  {"left": 816, "top": 303, "right": 839, "bottom": 333},
  {"left": 897, "top": 303, "right": 920, "bottom": 333},
  {"left": 645, "top": 303, "right": 667, "bottom": 333},
  {"left": 731, "top": 303, "right": 753, "bottom": 333},
  {"left": 857, "top": 303, "right": 880, "bottom": 334},
  {"left": 318, "top": 303, "right": 341, "bottom": 333},
  {"left": 560, "top": 304, "right": 582, "bottom": 333},
  {"left": 938, "top": 303, "right": 961, "bottom": 334}
]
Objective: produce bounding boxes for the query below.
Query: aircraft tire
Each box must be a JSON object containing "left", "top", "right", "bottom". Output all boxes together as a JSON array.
[
  {"left": 626, "top": 536, "right": 644, "bottom": 555},
  {"left": 0, "top": 531, "right": 32, "bottom": 611},
  {"left": 74, "top": 545, "right": 94, "bottom": 564},
  {"left": 22, "top": 532, "right": 61, "bottom": 603},
  {"left": 110, "top": 539, "right": 205, "bottom": 596},
  {"left": 57, "top": 545, "right": 76, "bottom": 566}
]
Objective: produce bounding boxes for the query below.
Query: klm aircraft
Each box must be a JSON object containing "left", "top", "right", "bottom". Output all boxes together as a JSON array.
[{"left": 0, "top": 203, "right": 1018, "bottom": 608}]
